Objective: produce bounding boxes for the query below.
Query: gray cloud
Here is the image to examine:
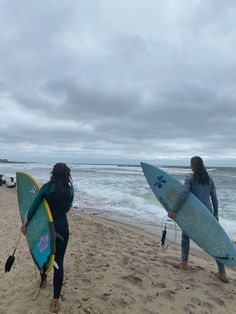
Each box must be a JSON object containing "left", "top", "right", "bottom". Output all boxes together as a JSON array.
[{"left": 0, "top": 0, "right": 236, "bottom": 165}]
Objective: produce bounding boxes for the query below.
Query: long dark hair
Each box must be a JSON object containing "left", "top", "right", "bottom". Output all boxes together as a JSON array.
[
  {"left": 191, "top": 156, "right": 209, "bottom": 185},
  {"left": 50, "top": 163, "right": 73, "bottom": 189}
]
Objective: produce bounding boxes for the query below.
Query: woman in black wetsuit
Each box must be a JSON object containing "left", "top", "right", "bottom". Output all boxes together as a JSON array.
[{"left": 21, "top": 163, "right": 74, "bottom": 313}]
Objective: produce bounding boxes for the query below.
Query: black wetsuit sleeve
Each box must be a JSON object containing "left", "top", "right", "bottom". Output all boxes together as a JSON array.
[
  {"left": 65, "top": 186, "right": 74, "bottom": 213},
  {"left": 26, "top": 183, "right": 48, "bottom": 223}
]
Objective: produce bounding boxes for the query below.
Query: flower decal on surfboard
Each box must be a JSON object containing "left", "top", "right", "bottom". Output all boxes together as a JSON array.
[
  {"left": 154, "top": 175, "right": 166, "bottom": 188},
  {"left": 38, "top": 235, "right": 49, "bottom": 253}
]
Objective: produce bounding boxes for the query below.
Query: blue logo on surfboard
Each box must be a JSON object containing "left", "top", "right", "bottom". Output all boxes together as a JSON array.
[{"left": 154, "top": 176, "right": 166, "bottom": 188}]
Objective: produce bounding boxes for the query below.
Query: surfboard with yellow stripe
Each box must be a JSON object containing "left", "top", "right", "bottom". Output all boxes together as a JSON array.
[{"left": 16, "top": 172, "right": 56, "bottom": 275}]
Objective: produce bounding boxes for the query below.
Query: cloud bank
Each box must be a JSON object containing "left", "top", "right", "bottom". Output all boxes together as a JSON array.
[{"left": 1, "top": 0, "right": 236, "bottom": 165}]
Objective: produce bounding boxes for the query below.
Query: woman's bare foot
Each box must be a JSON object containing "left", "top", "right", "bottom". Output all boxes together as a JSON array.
[
  {"left": 173, "top": 261, "right": 188, "bottom": 270},
  {"left": 215, "top": 272, "right": 229, "bottom": 283},
  {"left": 50, "top": 299, "right": 60, "bottom": 313},
  {"left": 179, "top": 261, "right": 188, "bottom": 270},
  {"left": 38, "top": 279, "right": 47, "bottom": 289}
]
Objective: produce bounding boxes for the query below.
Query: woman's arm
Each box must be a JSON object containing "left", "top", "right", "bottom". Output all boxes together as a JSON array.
[
  {"left": 168, "top": 176, "right": 191, "bottom": 219},
  {"left": 210, "top": 179, "right": 219, "bottom": 220},
  {"left": 65, "top": 186, "right": 74, "bottom": 213},
  {"left": 22, "top": 183, "right": 47, "bottom": 227}
]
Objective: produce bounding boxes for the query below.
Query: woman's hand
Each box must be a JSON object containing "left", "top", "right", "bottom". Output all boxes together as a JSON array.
[
  {"left": 168, "top": 211, "right": 176, "bottom": 219},
  {"left": 21, "top": 224, "right": 27, "bottom": 235}
]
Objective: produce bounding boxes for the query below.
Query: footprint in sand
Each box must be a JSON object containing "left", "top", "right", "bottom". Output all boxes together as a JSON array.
[
  {"left": 101, "top": 292, "right": 112, "bottom": 301},
  {"left": 190, "top": 297, "right": 202, "bottom": 305},
  {"left": 85, "top": 256, "right": 96, "bottom": 264},
  {"left": 182, "top": 303, "right": 196, "bottom": 313},
  {"left": 141, "top": 294, "right": 155, "bottom": 304},
  {"left": 190, "top": 297, "right": 215, "bottom": 311},
  {"left": 209, "top": 297, "right": 225, "bottom": 306},
  {"left": 141, "top": 308, "right": 160, "bottom": 314},
  {"left": 159, "top": 289, "right": 176, "bottom": 301},
  {"left": 183, "top": 306, "right": 195, "bottom": 314},
  {"left": 80, "top": 276, "right": 92, "bottom": 284},
  {"left": 117, "top": 294, "right": 136, "bottom": 308},
  {"left": 122, "top": 275, "right": 143, "bottom": 286},
  {"left": 151, "top": 282, "right": 166, "bottom": 288},
  {"left": 190, "top": 265, "right": 204, "bottom": 273},
  {"left": 83, "top": 306, "right": 93, "bottom": 313},
  {"left": 121, "top": 255, "right": 129, "bottom": 265}
]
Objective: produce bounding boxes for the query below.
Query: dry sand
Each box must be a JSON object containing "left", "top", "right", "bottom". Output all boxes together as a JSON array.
[{"left": 1, "top": 187, "right": 236, "bottom": 314}]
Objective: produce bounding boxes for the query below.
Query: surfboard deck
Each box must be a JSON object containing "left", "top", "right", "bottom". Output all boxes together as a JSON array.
[
  {"left": 141, "top": 162, "right": 236, "bottom": 267},
  {"left": 16, "top": 172, "right": 56, "bottom": 274}
]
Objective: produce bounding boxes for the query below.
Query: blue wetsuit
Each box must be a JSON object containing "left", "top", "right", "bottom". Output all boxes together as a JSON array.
[
  {"left": 173, "top": 174, "right": 225, "bottom": 273},
  {"left": 26, "top": 182, "right": 74, "bottom": 298}
]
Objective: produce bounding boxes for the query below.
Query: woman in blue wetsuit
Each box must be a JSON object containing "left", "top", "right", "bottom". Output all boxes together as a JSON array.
[
  {"left": 168, "top": 156, "right": 229, "bottom": 283},
  {"left": 21, "top": 163, "right": 74, "bottom": 313}
]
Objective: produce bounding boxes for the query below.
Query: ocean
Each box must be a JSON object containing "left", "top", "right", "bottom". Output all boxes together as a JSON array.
[{"left": 1, "top": 162, "right": 236, "bottom": 241}]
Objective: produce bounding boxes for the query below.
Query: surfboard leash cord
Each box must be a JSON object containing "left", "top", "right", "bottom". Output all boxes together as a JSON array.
[
  {"left": 161, "top": 215, "right": 178, "bottom": 250},
  {"left": 5, "top": 232, "right": 22, "bottom": 273},
  {"left": 32, "top": 266, "right": 44, "bottom": 301}
]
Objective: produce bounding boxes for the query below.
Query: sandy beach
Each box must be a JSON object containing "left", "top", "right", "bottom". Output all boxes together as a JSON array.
[{"left": 1, "top": 187, "right": 236, "bottom": 314}]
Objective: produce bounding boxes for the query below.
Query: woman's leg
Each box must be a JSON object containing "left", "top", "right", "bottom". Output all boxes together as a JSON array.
[
  {"left": 215, "top": 260, "right": 229, "bottom": 283},
  {"left": 181, "top": 231, "right": 190, "bottom": 262},
  {"left": 216, "top": 260, "right": 225, "bottom": 273},
  {"left": 53, "top": 232, "right": 69, "bottom": 299}
]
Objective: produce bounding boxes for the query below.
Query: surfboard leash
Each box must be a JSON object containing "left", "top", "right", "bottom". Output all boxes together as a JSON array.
[
  {"left": 32, "top": 266, "right": 40, "bottom": 301},
  {"left": 5, "top": 232, "right": 22, "bottom": 272},
  {"left": 161, "top": 215, "right": 178, "bottom": 250},
  {"left": 32, "top": 268, "right": 46, "bottom": 301},
  {"left": 161, "top": 216, "right": 168, "bottom": 249}
]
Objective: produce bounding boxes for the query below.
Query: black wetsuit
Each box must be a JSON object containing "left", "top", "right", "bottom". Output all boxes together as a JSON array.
[{"left": 26, "top": 182, "right": 74, "bottom": 298}]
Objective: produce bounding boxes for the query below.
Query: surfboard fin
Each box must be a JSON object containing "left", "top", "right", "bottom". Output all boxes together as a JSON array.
[
  {"left": 213, "top": 255, "right": 232, "bottom": 260},
  {"left": 53, "top": 261, "right": 59, "bottom": 269}
]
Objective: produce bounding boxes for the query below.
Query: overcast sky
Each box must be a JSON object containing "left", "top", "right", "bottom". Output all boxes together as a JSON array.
[{"left": 0, "top": 0, "right": 236, "bottom": 166}]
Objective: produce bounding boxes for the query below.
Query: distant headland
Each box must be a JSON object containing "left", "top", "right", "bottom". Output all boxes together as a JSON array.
[
  {"left": 0, "top": 159, "right": 25, "bottom": 164},
  {"left": 0, "top": 159, "right": 9, "bottom": 163}
]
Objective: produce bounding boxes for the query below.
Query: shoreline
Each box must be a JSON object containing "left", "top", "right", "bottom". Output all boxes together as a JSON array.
[
  {"left": 77, "top": 207, "right": 212, "bottom": 253},
  {"left": 1, "top": 187, "right": 236, "bottom": 313}
]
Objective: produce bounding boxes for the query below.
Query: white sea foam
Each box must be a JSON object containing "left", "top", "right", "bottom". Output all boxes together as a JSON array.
[{"left": 1, "top": 162, "right": 236, "bottom": 240}]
